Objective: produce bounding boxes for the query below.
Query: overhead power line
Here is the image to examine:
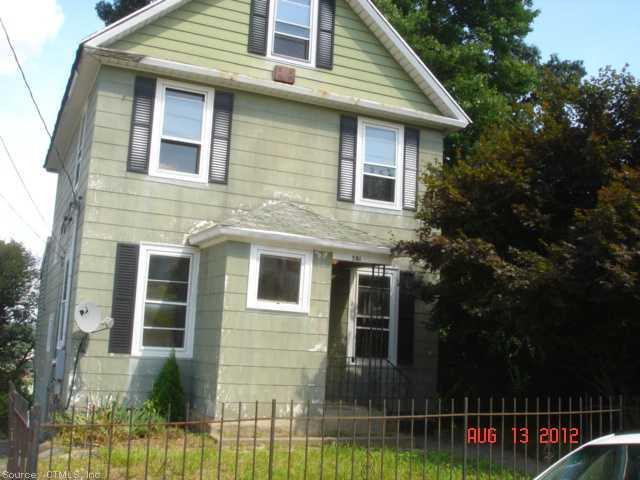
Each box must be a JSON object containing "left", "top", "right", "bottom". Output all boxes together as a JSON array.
[
  {"left": 0, "top": 15, "right": 78, "bottom": 204},
  {"left": 0, "top": 191, "right": 47, "bottom": 243},
  {"left": 0, "top": 135, "right": 49, "bottom": 227}
]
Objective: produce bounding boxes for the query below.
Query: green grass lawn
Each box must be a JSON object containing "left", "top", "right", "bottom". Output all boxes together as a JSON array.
[{"left": 39, "top": 433, "right": 525, "bottom": 479}]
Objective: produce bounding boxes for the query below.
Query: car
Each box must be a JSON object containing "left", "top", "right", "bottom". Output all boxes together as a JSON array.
[{"left": 534, "top": 432, "right": 640, "bottom": 479}]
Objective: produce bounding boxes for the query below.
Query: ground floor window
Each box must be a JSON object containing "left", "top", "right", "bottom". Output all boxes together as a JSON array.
[
  {"left": 247, "top": 245, "right": 313, "bottom": 313},
  {"left": 132, "top": 244, "right": 199, "bottom": 357},
  {"left": 348, "top": 267, "right": 399, "bottom": 362}
]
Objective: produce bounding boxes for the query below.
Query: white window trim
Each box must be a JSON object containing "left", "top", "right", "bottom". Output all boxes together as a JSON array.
[
  {"left": 131, "top": 243, "right": 200, "bottom": 358},
  {"left": 354, "top": 117, "right": 405, "bottom": 211},
  {"left": 55, "top": 256, "right": 71, "bottom": 351},
  {"left": 149, "top": 79, "right": 215, "bottom": 184},
  {"left": 266, "top": 0, "right": 318, "bottom": 68},
  {"left": 346, "top": 267, "right": 399, "bottom": 364},
  {"left": 247, "top": 244, "right": 313, "bottom": 313}
]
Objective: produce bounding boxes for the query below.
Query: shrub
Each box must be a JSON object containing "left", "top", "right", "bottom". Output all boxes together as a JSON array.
[
  {"left": 148, "top": 351, "right": 185, "bottom": 421},
  {"left": 52, "top": 401, "right": 166, "bottom": 446}
]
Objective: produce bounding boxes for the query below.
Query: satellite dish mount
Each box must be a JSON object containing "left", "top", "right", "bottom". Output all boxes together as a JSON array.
[{"left": 74, "top": 302, "right": 113, "bottom": 334}]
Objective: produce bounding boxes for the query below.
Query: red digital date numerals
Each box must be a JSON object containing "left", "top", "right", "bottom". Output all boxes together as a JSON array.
[
  {"left": 466, "top": 427, "right": 580, "bottom": 445},
  {"left": 539, "top": 427, "right": 579, "bottom": 445}
]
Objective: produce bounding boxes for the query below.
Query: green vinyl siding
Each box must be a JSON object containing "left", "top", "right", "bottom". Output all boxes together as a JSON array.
[
  {"left": 110, "top": 0, "right": 438, "bottom": 114},
  {"left": 33, "top": 85, "right": 97, "bottom": 415},
  {"left": 53, "top": 65, "right": 442, "bottom": 406}
]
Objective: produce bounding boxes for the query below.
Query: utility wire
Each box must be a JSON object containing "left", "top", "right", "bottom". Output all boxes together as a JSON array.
[
  {"left": 0, "top": 191, "right": 47, "bottom": 243},
  {"left": 0, "top": 15, "right": 78, "bottom": 204},
  {"left": 0, "top": 134, "right": 49, "bottom": 227}
]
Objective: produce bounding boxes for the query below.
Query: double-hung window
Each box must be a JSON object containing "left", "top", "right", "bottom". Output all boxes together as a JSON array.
[
  {"left": 247, "top": 245, "right": 313, "bottom": 313},
  {"left": 355, "top": 118, "right": 404, "bottom": 210},
  {"left": 132, "top": 244, "right": 199, "bottom": 357},
  {"left": 56, "top": 256, "right": 72, "bottom": 350},
  {"left": 149, "top": 80, "right": 214, "bottom": 182},
  {"left": 269, "top": 0, "right": 316, "bottom": 63},
  {"left": 74, "top": 108, "right": 87, "bottom": 187}
]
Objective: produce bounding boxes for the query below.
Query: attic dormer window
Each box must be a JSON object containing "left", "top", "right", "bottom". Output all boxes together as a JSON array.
[{"left": 270, "top": 0, "right": 316, "bottom": 63}]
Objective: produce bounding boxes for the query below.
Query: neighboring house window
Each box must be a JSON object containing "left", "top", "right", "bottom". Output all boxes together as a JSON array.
[
  {"left": 149, "top": 80, "right": 215, "bottom": 183},
  {"left": 348, "top": 268, "right": 399, "bottom": 363},
  {"left": 131, "top": 244, "right": 199, "bottom": 357},
  {"left": 56, "top": 256, "right": 72, "bottom": 350},
  {"left": 247, "top": 245, "right": 313, "bottom": 313},
  {"left": 269, "top": 0, "right": 316, "bottom": 63},
  {"left": 355, "top": 118, "right": 404, "bottom": 210}
]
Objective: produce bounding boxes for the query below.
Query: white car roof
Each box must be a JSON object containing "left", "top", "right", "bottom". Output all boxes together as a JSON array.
[{"left": 586, "top": 433, "right": 640, "bottom": 445}]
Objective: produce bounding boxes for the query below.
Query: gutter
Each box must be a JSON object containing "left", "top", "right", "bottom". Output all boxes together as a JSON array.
[{"left": 43, "top": 46, "right": 82, "bottom": 170}]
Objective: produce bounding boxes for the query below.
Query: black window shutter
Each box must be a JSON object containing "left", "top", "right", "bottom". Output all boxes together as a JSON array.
[
  {"left": 397, "top": 271, "right": 415, "bottom": 365},
  {"left": 316, "top": 0, "right": 336, "bottom": 69},
  {"left": 337, "top": 115, "right": 357, "bottom": 202},
  {"left": 209, "top": 92, "right": 234, "bottom": 184},
  {"left": 248, "top": 0, "right": 271, "bottom": 55},
  {"left": 403, "top": 127, "right": 419, "bottom": 210},
  {"left": 127, "top": 76, "right": 156, "bottom": 174},
  {"left": 108, "top": 243, "right": 139, "bottom": 354}
]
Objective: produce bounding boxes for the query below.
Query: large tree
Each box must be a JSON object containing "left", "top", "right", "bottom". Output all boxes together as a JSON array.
[
  {"left": 96, "top": 0, "right": 152, "bottom": 25},
  {"left": 375, "top": 0, "right": 541, "bottom": 161},
  {"left": 0, "top": 240, "right": 39, "bottom": 396},
  {"left": 398, "top": 63, "right": 640, "bottom": 396}
]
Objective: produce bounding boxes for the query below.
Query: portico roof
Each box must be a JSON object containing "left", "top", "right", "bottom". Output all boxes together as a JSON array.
[{"left": 188, "top": 201, "right": 392, "bottom": 257}]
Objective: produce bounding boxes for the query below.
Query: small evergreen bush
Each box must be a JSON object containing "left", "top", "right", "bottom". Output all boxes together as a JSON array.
[{"left": 148, "top": 351, "right": 185, "bottom": 421}]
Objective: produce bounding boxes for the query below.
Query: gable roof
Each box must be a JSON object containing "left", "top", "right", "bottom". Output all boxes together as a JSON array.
[
  {"left": 45, "top": 0, "right": 470, "bottom": 171},
  {"left": 82, "top": 0, "right": 470, "bottom": 125},
  {"left": 189, "top": 200, "right": 391, "bottom": 256}
]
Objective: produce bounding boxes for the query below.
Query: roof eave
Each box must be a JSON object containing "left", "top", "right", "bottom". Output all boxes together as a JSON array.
[
  {"left": 87, "top": 47, "right": 468, "bottom": 131},
  {"left": 82, "top": 0, "right": 470, "bottom": 127},
  {"left": 189, "top": 225, "right": 392, "bottom": 257}
]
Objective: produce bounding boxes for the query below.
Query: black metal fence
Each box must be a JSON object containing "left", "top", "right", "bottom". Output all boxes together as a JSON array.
[{"left": 7, "top": 393, "right": 629, "bottom": 479}]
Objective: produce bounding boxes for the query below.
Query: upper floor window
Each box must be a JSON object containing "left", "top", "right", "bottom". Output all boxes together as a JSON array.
[
  {"left": 269, "top": 0, "right": 316, "bottom": 64},
  {"left": 355, "top": 118, "right": 404, "bottom": 210},
  {"left": 149, "top": 79, "right": 214, "bottom": 183}
]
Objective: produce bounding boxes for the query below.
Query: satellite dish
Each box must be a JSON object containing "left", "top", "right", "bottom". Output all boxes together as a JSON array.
[{"left": 74, "top": 302, "right": 104, "bottom": 333}]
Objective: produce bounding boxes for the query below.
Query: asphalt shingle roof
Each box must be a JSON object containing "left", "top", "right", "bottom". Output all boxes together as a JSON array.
[{"left": 199, "top": 201, "right": 390, "bottom": 248}]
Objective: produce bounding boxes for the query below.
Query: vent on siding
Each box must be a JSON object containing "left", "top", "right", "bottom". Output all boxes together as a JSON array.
[
  {"left": 403, "top": 127, "right": 419, "bottom": 210},
  {"left": 209, "top": 92, "right": 234, "bottom": 184},
  {"left": 337, "top": 116, "right": 357, "bottom": 202},
  {"left": 108, "top": 244, "right": 139, "bottom": 354},
  {"left": 127, "top": 77, "right": 156, "bottom": 173}
]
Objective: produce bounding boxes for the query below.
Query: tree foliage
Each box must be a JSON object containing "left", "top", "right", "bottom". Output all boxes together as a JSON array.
[
  {"left": 375, "top": 0, "right": 541, "bottom": 161},
  {"left": 0, "top": 240, "right": 39, "bottom": 395},
  {"left": 96, "top": 0, "right": 152, "bottom": 25},
  {"left": 398, "top": 64, "right": 640, "bottom": 396},
  {"left": 149, "top": 352, "right": 186, "bottom": 421}
]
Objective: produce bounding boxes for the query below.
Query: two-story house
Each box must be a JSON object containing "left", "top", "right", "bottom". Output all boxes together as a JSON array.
[{"left": 34, "top": 0, "right": 469, "bottom": 419}]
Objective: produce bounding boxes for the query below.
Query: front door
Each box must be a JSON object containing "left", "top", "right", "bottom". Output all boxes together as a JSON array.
[{"left": 347, "top": 267, "right": 399, "bottom": 364}]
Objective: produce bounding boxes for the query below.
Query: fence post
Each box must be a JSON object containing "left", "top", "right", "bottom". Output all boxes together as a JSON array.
[
  {"left": 7, "top": 382, "right": 17, "bottom": 473},
  {"left": 462, "top": 397, "right": 468, "bottom": 480},
  {"left": 26, "top": 405, "right": 41, "bottom": 475},
  {"left": 268, "top": 399, "right": 276, "bottom": 480},
  {"left": 619, "top": 395, "right": 624, "bottom": 431}
]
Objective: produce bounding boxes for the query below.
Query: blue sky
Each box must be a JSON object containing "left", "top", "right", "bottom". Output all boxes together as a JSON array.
[{"left": 0, "top": 0, "right": 638, "bottom": 256}]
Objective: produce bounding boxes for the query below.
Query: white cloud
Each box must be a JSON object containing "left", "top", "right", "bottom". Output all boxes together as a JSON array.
[{"left": 0, "top": 0, "right": 64, "bottom": 74}]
